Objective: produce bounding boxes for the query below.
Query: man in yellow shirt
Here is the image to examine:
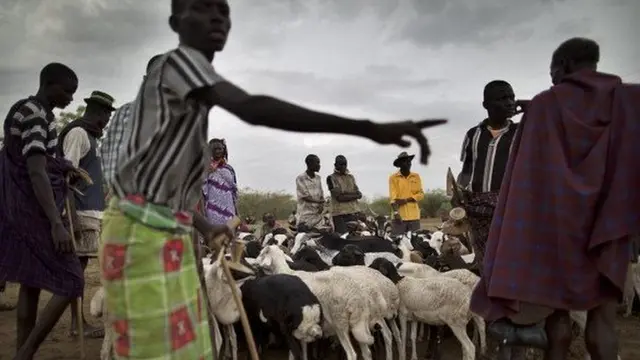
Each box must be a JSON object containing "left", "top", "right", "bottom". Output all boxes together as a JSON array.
[{"left": 388, "top": 152, "right": 425, "bottom": 235}]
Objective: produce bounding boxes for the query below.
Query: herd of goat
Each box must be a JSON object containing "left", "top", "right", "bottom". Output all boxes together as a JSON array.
[{"left": 91, "top": 217, "right": 635, "bottom": 360}]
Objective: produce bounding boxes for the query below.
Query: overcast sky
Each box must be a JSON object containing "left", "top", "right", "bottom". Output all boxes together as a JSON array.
[{"left": 1, "top": 0, "right": 638, "bottom": 197}]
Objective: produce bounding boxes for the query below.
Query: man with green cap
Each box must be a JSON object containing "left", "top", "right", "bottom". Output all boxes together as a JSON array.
[
  {"left": 388, "top": 151, "right": 425, "bottom": 235},
  {"left": 58, "top": 90, "right": 115, "bottom": 338}
]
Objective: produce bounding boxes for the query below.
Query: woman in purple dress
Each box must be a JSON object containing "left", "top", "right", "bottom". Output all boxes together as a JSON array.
[{"left": 203, "top": 138, "right": 238, "bottom": 225}]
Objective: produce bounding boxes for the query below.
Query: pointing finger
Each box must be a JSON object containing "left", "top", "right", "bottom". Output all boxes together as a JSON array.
[
  {"left": 416, "top": 119, "right": 447, "bottom": 129},
  {"left": 413, "top": 131, "right": 430, "bottom": 164}
]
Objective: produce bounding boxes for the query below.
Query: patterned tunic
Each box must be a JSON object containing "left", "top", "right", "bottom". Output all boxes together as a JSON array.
[{"left": 202, "top": 163, "right": 238, "bottom": 225}]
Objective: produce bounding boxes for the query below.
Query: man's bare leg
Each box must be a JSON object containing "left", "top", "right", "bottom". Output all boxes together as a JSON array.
[
  {"left": 14, "top": 293, "right": 74, "bottom": 360},
  {"left": 69, "top": 257, "right": 103, "bottom": 338},
  {"left": 0, "top": 280, "right": 16, "bottom": 311},
  {"left": 543, "top": 310, "right": 572, "bottom": 360},
  {"left": 585, "top": 301, "right": 618, "bottom": 360},
  {"left": 16, "top": 285, "right": 40, "bottom": 352}
]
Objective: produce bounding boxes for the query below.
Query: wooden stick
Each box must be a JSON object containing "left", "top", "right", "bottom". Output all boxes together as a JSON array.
[
  {"left": 209, "top": 217, "right": 259, "bottom": 360},
  {"left": 65, "top": 196, "right": 86, "bottom": 360},
  {"left": 192, "top": 227, "right": 220, "bottom": 355}
]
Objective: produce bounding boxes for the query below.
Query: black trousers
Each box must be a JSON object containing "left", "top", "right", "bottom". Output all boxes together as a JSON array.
[{"left": 332, "top": 213, "right": 358, "bottom": 234}]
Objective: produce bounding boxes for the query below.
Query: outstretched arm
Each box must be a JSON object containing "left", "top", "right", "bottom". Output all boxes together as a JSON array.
[
  {"left": 201, "top": 81, "right": 445, "bottom": 163},
  {"left": 164, "top": 46, "right": 446, "bottom": 164}
]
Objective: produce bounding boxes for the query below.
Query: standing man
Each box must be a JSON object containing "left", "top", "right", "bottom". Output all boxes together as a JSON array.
[
  {"left": 471, "top": 37, "right": 640, "bottom": 359},
  {"left": 388, "top": 152, "right": 424, "bottom": 234},
  {"left": 59, "top": 90, "right": 115, "bottom": 338},
  {"left": 100, "top": 0, "right": 445, "bottom": 358},
  {"left": 0, "top": 63, "right": 84, "bottom": 359},
  {"left": 99, "top": 55, "right": 163, "bottom": 188},
  {"left": 456, "top": 80, "right": 520, "bottom": 265},
  {"left": 327, "top": 155, "right": 362, "bottom": 234},
  {"left": 296, "top": 154, "right": 325, "bottom": 230}
]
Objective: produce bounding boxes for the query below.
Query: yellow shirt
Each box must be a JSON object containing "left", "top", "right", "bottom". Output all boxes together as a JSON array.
[{"left": 388, "top": 171, "right": 424, "bottom": 221}]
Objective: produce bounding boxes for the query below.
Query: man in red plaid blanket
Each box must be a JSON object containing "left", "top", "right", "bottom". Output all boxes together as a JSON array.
[{"left": 471, "top": 37, "right": 640, "bottom": 360}]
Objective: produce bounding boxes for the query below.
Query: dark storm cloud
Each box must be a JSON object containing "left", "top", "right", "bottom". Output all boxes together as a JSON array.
[
  {"left": 398, "top": 0, "right": 563, "bottom": 47},
  {"left": 235, "top": 67, "right": 446, "bottom": 114}
]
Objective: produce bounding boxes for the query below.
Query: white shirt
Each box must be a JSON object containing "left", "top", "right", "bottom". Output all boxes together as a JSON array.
[{"left": 62, "top": 127, "right": 102, "bottom": 219}]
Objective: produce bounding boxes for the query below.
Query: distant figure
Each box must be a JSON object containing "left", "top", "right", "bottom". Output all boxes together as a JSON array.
[
  {"left": 288, "top": 210, "right": 297, "bottom": 231},
  {"left": 327, "top": 155, "right": 362, "bottom": 234},
  {"left": 296, "top": 154, "right": 325, "bottom": 230},
  {"left": 471, "top": 37, "right": 640, "bottom": 359},
  {"left": 388, "top": 152, "right": 424, "bottom": 235},
  {"left": 255, "top": 212, "right": 291, "bottom": 241},
  {"left": 203, "top": 138, "right": 238, "bottom": 225},
  {"left": 58, "top": 90, "right": 115, "bottom": 338}
]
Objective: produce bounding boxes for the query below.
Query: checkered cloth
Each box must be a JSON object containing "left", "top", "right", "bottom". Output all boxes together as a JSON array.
[
  {"left": 462, "top": 191, "right": 499, "bottom": 272},
  {"left": 471, "top": 71, "right": 639, "bottom": 321},
  {"left": 100, "top": 195, "right": 213, "bottom": 359},
  {"left": 99, "top": 102, "right": 132, "bottom": 188}
]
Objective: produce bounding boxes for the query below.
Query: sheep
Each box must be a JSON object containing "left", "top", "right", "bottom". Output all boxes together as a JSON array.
[
  {"left": 316, "top": 232, "right": 400, "bottom": 256},
  {"left": 291, "top": 247, "right": 331, "bottom": 271},
  {"left": 369, "top": 258, "right": 486, "bottom": 360},
  {"left": 331, "top": 245, "right": 403, "bottom": 360},
  {"left": 203, "top": 260, "right": 247, "bottom": 360},
  {"left": 255, "top": 245, "right": 374, "bottom": 360},
  {"left": 239, "top": 274, "right": 323, "bottom": 360},
  {"left": 89, "top": 287, "right": 112, "bottom": 360}
]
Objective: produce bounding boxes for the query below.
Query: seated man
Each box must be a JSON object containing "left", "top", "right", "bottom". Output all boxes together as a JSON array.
[{"left": 254, "top": 212, "right": 291, "bottom": 241}]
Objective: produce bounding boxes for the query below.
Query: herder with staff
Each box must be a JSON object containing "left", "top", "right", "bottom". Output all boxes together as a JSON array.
[
  {"left": 99, "top": 0, "right": 446, "bottom": 358},
  {"left": 0, "top": 63, "right": 84, "bottom": 359}
]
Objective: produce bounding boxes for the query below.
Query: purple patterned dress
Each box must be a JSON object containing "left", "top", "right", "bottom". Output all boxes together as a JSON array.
[{"left": 203, "top": 163, "right": 238, "bottom": 225}]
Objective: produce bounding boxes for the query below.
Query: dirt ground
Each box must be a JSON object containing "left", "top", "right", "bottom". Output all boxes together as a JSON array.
[{"left": 0, "top": 219, "right": 639, "bottom": 359}]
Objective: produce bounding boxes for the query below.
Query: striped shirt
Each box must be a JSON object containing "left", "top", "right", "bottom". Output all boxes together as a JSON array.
[
  {"left": 7, "top": 98, "right": 58, "bottom": 158},
  {"left": 112, "top": 45, "right": 224, "bottom": 211},
  {"left": 99, "top": 101, "right": 132, "bottom": 187},
  {"left": 460, "top": 120, "right": 518, "bottom": 192}
]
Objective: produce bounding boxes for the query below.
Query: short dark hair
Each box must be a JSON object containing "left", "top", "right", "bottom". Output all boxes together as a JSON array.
[
  {"left": 209, "top": 138, "right": 228, "bottom": 159},
  {"left": 335, "top": 155, "right": 346, "bottom": 162},
  {"left": 552, "top": 37, "right": 600, "bottom": 67},
  {"left": 146, "top": 54, "right": 163, "bottom": 73},
  {"left": 483, "top": 80, "right": 512, "bottom": 99},
  {"left": 39, "top": 63, "right": 77, "bottom": 87},
  {"left": 171, "top": 0, "right": 185, "bottom": 15},
  {"left": 305, "top": 154, "right": 319, "bottom": 166}
]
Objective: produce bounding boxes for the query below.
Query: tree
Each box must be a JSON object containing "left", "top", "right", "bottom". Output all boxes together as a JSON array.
[{"left": 57, "top": 105, "right": 85, "bottom": 130}]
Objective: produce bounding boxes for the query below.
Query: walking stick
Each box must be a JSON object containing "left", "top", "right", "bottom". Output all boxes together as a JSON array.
[
  {"left": 65, "top": 170, "right": 92, "bottom": 360},
  {"left": 65, "top": 196, "right": 86, "bottom": 360},
  {"left": 209, "top": 216, "right": 259, "bottom": 360}
]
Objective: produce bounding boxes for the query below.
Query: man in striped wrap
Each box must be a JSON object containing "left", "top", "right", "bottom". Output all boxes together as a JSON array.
[
  {"left": 0, "top": 63, "right": 84, "bottom": 359},
  {"left": 100, "top": 1, "right": 445, "bottom": 358}
]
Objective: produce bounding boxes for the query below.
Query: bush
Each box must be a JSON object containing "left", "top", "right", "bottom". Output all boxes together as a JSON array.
[
  {"left": 236, "top": 188, "right": 450, "bottom": 219},
  {"left": 236, "top": 187, "right": 297, "bottom": 220}
]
